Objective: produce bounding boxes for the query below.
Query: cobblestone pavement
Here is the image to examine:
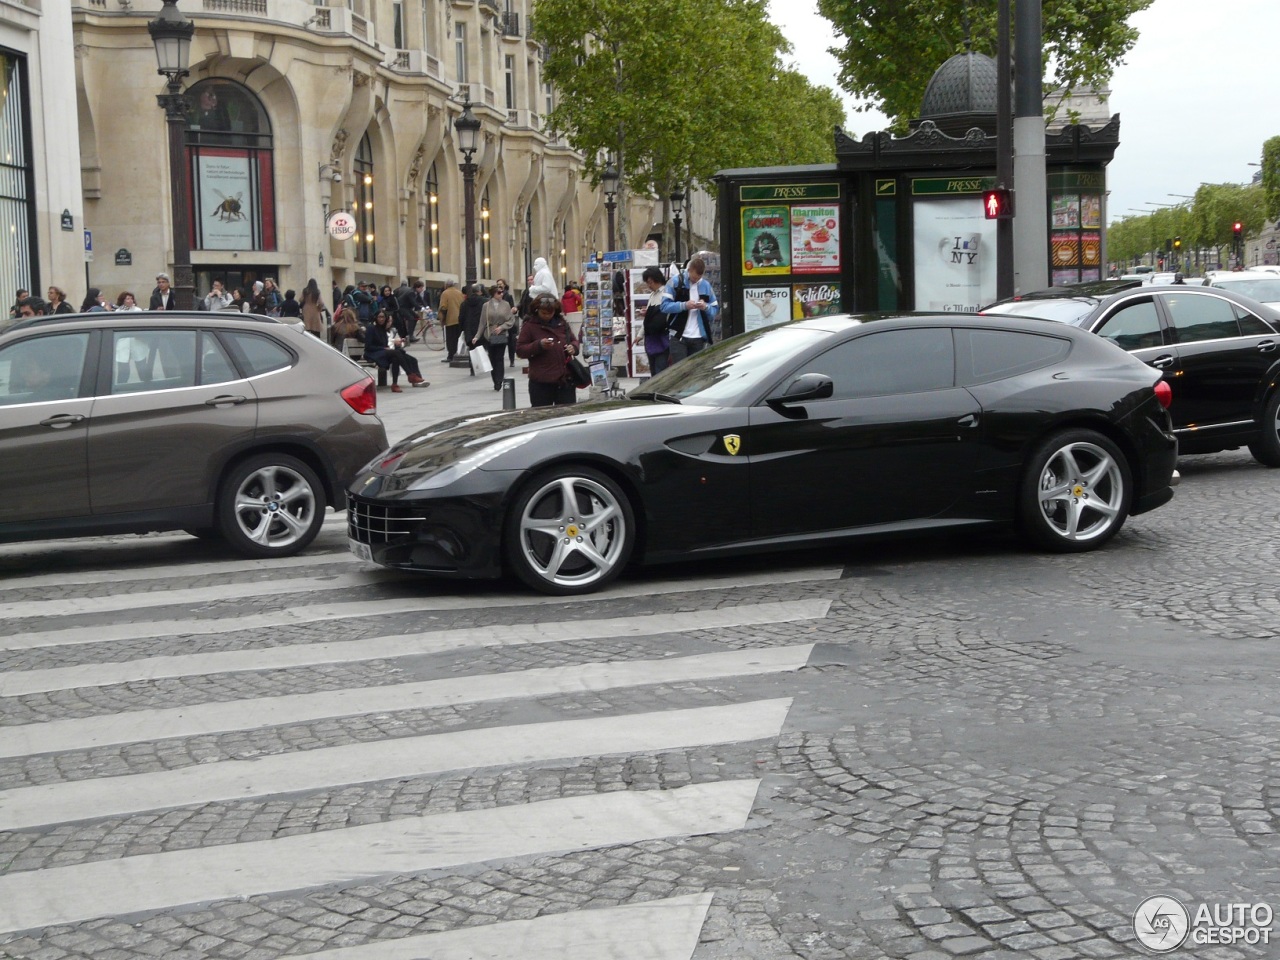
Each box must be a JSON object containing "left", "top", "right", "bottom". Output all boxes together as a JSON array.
[{"left": 0, "top": 449, "right": 1278, "bottom": 959}]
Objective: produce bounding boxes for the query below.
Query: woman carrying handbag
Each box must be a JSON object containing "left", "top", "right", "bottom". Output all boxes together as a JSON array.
[
  {"left": 474, "top": 285, "right": 516, "bottom": 390},
  {"left": 516, "top": 293, "right": 581, "bottom": 407}
]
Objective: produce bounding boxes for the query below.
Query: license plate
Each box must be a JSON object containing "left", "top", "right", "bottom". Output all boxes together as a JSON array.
[{"left": 349, "top": 539, "right": 374, "bottom": 563}]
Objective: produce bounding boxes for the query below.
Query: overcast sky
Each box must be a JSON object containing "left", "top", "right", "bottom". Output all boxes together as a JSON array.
[{"left": 769, "top": 0, "right": 1279, "bottom": 225}]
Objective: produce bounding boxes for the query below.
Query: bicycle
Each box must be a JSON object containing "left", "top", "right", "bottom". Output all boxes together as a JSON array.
[{"left": 412, "top": 310, "right": 445, "bottom": 351}]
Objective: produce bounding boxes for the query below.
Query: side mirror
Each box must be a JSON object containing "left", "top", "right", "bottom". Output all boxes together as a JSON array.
[{"left": 768, "top": 372, "right": 833, "bottom": 408}]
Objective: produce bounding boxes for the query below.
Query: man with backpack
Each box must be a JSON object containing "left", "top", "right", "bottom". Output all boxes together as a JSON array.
[{"left": 659, "top": 256, "right": 718, "bottom": 362}]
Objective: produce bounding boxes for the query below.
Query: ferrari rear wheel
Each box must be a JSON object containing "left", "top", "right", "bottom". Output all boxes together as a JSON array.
[
  {"left": 505, "top": 466, "right": 635, "bottom": 595},
  {"left": 1019, "top": 429, "right": 1131, "bottom": 552}
]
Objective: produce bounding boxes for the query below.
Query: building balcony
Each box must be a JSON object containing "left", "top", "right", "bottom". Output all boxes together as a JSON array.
[
  {"left": 500, "top": 11, "right": 520, "bottom": 37},
  {"left": 72, "top": 0, "right": 377, "bottom": 49},
  {"left": 388, "top": 49, "right": 444, "bottom": 79},
  {"left": 478, "top": 0, "right": 500, "bottom": 12}
]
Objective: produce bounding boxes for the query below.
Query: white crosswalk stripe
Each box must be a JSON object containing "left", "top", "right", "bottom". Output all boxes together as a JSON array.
[{"left": 0, "top": 549, "right": 834, "bottom": 957}]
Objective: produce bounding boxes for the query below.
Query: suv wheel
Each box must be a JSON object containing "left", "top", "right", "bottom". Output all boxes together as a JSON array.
[
  {"left": 1247, "top": 391, "right": 1280, "bottom": 467},
  {"left": 217, "top": 453, "right": 325, "bottom": 558}
]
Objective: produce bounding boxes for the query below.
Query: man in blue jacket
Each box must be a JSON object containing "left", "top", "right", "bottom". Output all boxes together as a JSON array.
[{"left": 659, "top": 256, "right": 718, "bottom": 362}]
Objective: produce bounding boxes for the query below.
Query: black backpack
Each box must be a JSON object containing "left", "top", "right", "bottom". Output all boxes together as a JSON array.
[{"left": 667, "top": 272, "right": 690, "bottom": 335}]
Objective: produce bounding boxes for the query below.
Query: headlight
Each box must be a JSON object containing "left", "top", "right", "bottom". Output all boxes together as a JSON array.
[{"left": 407, "top": 432, "right": 538, "bottom": 490}]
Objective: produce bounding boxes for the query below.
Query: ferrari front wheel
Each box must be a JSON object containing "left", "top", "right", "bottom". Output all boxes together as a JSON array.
[{"left": 505, "top": 466, "right": 635, "bottom": 595}]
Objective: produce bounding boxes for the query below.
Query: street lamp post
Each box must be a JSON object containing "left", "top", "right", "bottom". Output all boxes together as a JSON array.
[
  {"left": 148, "top": 0, "right": 195, "bottom": 309},
  {"left": 670, "top": 186, "right": 685, "bottom": 265},
  {"left": 601, "top": 162, "right": 619, "bottom": 253},
  {"left": 454, "top": 99, "right": 481, "bottom": 289}
]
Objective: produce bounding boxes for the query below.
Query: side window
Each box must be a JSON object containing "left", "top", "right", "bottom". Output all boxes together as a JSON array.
[
  {"left": 199, "top": 331, "right": 239, "bottom": 385},
  {"left": 1163, "top": 294, "right": 1239, "bottom": 344},
  {"left": 1234, "top": 304, "right": 1273, "bottom": 337},
  {"left": 801, "top": 328, "right": 953, "bottom": 400},
  {"left": 221, "top": 331, "right": 294, "bottom": 377},
  {"left": 956, "top": 329, "right": 1072, "bottom": 385},
  {"left": 112, "top": 330, "right": 198, "bottom": 393},
  {"left": 1095, "top": 300, "right": 1163, "bottom": 351},
  {"left": 0, "top": 333, "right": 90, "bottom": 405}
]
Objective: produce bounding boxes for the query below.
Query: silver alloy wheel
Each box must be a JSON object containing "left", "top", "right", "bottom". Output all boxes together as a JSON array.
[
  {"left": 517, "top": 475, "right": 628, "bottom": 589},
  {"left": 1036, "top": 441, "right": 1124, "bottom": 542},
  {"left": 230, "top": 463, "right": 317, "bottom": 550}
]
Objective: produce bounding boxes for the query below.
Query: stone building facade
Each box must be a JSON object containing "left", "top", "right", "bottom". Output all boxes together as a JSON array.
[
  {"left": 72, "top": 0, "right": 710, "bottom": 305},
  {"left": 1, "top": 1, "right": 85, "bottom": 313}
]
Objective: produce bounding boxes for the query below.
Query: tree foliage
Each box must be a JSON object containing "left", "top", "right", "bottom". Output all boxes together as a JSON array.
[
  {"left": 815, "top": 0, "right": 1154, "bottom": 128},
  {"left": 1262, "top": 135, "right": 1280, "bottom": 223},
  {"left": 1107, "top": 183, "right": 1264, "bottom": 267},
  {"left": 531, "top": 0, "right": 843, "bottom": 247}
]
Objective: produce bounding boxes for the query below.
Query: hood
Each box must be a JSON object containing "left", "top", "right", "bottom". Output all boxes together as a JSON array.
[
  {"left": 532, "top": 257, "right": 548, "bottom": 271},
  {"left": 366, "top": 399, "right": 700, "bottom": 487}
]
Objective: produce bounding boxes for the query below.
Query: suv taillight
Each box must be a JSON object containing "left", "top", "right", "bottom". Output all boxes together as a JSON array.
[
  {"left": 341, "top": 378, "right": 378, "bottom": 415},
  {"left": 1154, "top": 380, "right": 1172, "bottom": 409}
]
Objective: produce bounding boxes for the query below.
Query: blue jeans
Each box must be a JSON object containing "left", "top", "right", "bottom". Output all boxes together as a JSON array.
[{"left": 648, "top": 350, "right": 671, "bottom": 375}]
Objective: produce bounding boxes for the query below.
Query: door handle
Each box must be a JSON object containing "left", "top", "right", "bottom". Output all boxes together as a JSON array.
[
  {"left": 39, "top": 414, "right": 85, "bottom": 428},
  {"left": 957, "top": 413, "right": 979, "bottom": 428},
  {"left": 1257, "top": 340, "right": 1277, "bottom": 353},
  {"left": 204, "top": 395, "right": 247, "bottom": 406},
  {"left": 1149, "top": 355, "right": 1175, "bottom": 369}
]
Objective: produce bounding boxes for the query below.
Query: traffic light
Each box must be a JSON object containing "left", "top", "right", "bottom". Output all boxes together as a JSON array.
[
  {"left": 1173, "top": 236, "right": 1182, "bottom": 251},
  {"left": 982, "top": 187, "right": 1014, "bottom": 220},
  {"left": 1158, "top": 256, "right": 1165, "bottom": 270},
  {"left": 1165, "top": 238, "right": 1172, "bottom": 252},
  {"left": 1234, "top": 221, "right": 1244, "bottom": 237}
]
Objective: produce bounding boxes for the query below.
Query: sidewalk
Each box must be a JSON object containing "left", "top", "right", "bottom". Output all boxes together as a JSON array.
[{"left": 368, "top": 345, "right": 645, "bottom": 444}]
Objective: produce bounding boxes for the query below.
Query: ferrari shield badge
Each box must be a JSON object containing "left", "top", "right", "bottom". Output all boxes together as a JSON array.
[{"left": 723, "top": 434, "right": 742, "bottom": 456}]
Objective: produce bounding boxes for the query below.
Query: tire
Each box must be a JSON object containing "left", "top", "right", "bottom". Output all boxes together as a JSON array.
[
  {"left": 504, "top": 466, "right": 635, "bottom": 595},
  {"left": 423, "top": 320, "right": 445, "bottom": 351},
  {"left": 217, "top": 453, "right": 325, "bottom": 558},
  {"left": 1019, "top": 429, "right": 1131, "bottom": 553},
  {"left": 1246, "top": 390, "right": 1280, "bottom": 466}
]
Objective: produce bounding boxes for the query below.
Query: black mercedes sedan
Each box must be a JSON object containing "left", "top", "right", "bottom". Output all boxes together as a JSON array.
[
  {"left": 348, "top": 314, "right": 1177, "bottom": 595},
  {"left": 982, "top": 284, "right": 1280, "bottom": 464}
]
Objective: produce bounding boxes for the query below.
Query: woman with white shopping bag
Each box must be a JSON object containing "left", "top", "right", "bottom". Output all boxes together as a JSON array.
[{"left": 472, "top": 285, "right": 515, "bottom": 390}]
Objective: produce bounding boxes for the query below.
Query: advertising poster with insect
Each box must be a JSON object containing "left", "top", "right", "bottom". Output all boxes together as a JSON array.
[
  {"left": 790, "top": 207, "right": 840, "bottom": 274},
  {"left": 198, "top": 154, "right": 253, "bottom": 250},
  {"left": 742, "top": 287, "right": 791, "bottom": 331},
  {"left": 791, "top": 283, "right": 841, "bottom": 320},
  {"left": 741, "top": 206, "right": 791, "bottom": 276}
]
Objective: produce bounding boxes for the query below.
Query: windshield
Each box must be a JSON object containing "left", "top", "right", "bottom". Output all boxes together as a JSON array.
[
  {"left": 1211, "top": 278, "right": 1280, "bottom": 303},
  {"left": 632, "top": 324, "right": 831, "bottom": 404},
  {"left": 982, "top": 298, "right": 1094, "bottom": 325}
]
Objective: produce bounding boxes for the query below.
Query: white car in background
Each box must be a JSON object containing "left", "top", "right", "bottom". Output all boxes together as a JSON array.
[{"left": 1203, "top": 271, "right": 1280, "bottom": 306}]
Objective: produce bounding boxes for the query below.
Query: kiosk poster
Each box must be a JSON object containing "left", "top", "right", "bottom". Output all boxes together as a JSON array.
[
  {"left": 1051, "top": 232, "right": 1080, "bottom": 268},
  {"left": 742, "top": 287, "right": 791, "bottom": 331},
  {"left": 791, "top": 282, "right": 841, "bottom": 320},
  {"left": 912, "top": 198, "right": 996, "bottom": 312},
  {"left": 1080, "top": 195, "right": 1101, "bottom": 229},
  {"left": 790, "top": 206, "right": 839, "bottom": 274},
  {"left": 1051, "top": 195, "right": 1080, "bottom": 229},
  {"left": 741, "top": 206, "right": 791, "bottom": 276}
]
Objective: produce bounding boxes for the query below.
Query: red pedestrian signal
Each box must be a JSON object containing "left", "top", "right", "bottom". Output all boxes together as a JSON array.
[
  {"left": 1233, "top": 221, "right": 1243, "bottom": 235},
  {"left": 983, "top": 188, "right": 1014, "bottom": 220}
]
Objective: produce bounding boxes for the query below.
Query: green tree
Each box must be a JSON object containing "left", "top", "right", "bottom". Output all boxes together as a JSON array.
[
  {"left": 1262, "top": 135, "right": 1280, "bottom": 223},
  {"left": 532, "top": 0, "right": 842, "bottom": 250},
  {"left": 1192, "top": 183, "right": 1264, "bottom": 265},
  {"left": 816, "top": 0, "right": 1154, "bottom": 128}
]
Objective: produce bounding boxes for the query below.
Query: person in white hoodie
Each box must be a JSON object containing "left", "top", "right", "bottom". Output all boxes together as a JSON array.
[{"left": 528, "top": 257, "right": 559, "bottom": 300}]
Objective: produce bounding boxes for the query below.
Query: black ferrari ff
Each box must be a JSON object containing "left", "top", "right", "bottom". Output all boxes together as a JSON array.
[{"left": 348, "top": 314, "right": 1178, "bottom": 595}]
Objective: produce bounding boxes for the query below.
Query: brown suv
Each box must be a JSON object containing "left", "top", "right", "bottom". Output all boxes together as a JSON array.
[{"left": 0, "top": 311, "right": 388, "bottom": 557}]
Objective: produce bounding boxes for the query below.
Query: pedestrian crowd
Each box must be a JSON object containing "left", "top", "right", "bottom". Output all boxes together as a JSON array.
[{"left": 6, "top": 254, "right": 719, "bottom": 405}]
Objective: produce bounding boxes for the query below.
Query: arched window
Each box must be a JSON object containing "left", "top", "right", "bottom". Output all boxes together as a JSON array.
[
  {"left": 354, "top": 134, "right": 375, "bottom": 264},
  {"left": 424, "top": 161, "right": 439, "bottom": 273},
  {"left": 480, "top": 187, "right": 491, "bottom": 276},
  {"left": 183, "top": 79, "right": 274, "bottom": 251}
]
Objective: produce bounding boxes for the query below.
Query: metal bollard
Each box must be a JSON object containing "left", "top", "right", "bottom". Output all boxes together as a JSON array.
[{"left": 501, "top": 377, "right": 516, "bottom": 410}]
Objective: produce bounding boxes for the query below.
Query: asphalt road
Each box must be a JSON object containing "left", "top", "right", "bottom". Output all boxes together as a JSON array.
[{"left": 0, "top": 441, "right": 1277, "bottom": 960}]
